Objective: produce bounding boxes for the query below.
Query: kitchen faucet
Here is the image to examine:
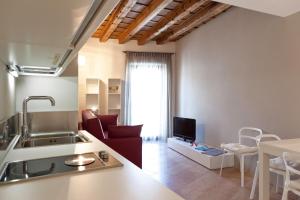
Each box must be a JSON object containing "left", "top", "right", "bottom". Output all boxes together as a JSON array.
[{"left": 22, "top": 96, "right": 55, "bottom": 140}]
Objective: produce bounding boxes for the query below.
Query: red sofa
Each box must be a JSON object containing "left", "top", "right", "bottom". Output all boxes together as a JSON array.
[{"left": 82, "top": 110, "right": 143, "bottom": 168}]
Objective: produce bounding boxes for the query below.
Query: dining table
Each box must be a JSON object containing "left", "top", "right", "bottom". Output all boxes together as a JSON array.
[{"left": 259, "top": 138, "right": 300, "bottom": 200}]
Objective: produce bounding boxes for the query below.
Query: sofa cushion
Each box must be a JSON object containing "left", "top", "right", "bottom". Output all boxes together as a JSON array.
[
  {"left": 97, "top": 114, "right": 118, "bottom": 131},
  {"left": 107, "top": 125, "right": 143, "bottom": 138},
  {"left": 86, "top": 117, "right": 105, "bottom": 140}
]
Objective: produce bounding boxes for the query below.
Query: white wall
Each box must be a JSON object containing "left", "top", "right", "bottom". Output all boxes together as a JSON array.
[
  {"left": 16, "top": 76, "right": 78, "bottom": 112},
  {"left": 0, "top": 64, "right": 15, "bottom": 122},
  {"left": 175, "top": 7, "right": 300, "bottom": 146},
  {"left": 61, "top": 55, "right": 78, "bottom": 77},
  {"left": 0, "top": 64, "right": 15, "bottom": 167},
  {"left": 78, "top": 39, "right": 176, "bottom": 118}
]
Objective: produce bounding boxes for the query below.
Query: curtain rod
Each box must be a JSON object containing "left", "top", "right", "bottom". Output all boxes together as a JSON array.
[{"left": 122, "top": 51, "right": 175, "bottom": 54}]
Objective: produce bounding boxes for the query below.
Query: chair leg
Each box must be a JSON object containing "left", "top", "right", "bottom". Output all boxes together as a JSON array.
[
  {"left": 281, "top": 187, "right": 288, "bottom": 200},
  {"left": 250, "top": 164, "right": 259, "bottom": 199},
  {"left": 219, "top": 151, "right": 225, "bottom": 176},
  {"left": 240, "top": 155, "right": 245, "bottom": 187},
  {"left": 276, "top": 174, "right": 279, "bottom": 193}
]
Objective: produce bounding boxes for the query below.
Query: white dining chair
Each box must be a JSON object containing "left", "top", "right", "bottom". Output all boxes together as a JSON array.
[
  {"left": 250, "top": 134, "right": 284, "bottom": 199},
  {"left": 282, "top": 152, "right": 300, "bottom": 200},
  {"left": 220, "top": 127, "right": 263, "bottom": 187}
]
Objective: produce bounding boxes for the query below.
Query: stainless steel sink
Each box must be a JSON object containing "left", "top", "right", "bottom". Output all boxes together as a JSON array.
[
  {"left": 0, "top": 152, "right": 123, "bottom": 184},
  {"left": 14, "top": 132, "right": 90, "bottom": 148},
  {"left": 30, "top": 131, "right": 77, "bottom": 139}
]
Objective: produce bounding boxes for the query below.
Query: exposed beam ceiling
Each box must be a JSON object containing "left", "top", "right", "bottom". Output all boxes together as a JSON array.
[
  {"left": 92, "top": 0, "right": 232, "bottom": 45},
  {"left": 138, "top": 0, "right": 210, "bottom": 45},
  {"left": 99, "top": 0, "right": 137, "bottom": 42},
  {"left": 118, "top": 0, "right": 174, "bottom": 44},
  {"left": 156, "top": 3, "right": 231, "bottom": 44}
]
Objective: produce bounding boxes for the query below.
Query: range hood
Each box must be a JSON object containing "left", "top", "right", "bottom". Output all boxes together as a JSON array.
[{"left": 0, "top": 0, "right": 119, "bottom": 76}]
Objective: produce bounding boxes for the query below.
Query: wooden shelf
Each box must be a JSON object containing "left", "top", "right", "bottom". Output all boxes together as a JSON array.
[
  {"left": 86, "top": 78, "right": 100, "bottom": 113},
  {"left": 108, "top": 78, "right": 122, "bottom": 124},
  {"left": 108, "top": 107, "right": 121, "bottom": 110},
  {"left": 86, "top": 93, "right": 99, "bottom": 95},
  {"left": 86, "top": 79, "right": 100, "bottom": 94}
]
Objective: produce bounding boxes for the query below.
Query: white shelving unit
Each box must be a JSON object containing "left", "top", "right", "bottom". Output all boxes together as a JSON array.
[
  {"left": 86, "top": 78, "right": 100, "bottom": 113},
  {"left": 108, "top": 78, "right": 122, "bottom": 123}
]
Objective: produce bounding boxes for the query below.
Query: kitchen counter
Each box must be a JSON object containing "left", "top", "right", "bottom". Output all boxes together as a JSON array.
[{"left": 0, "top": 131, "right": 184, "bottom": 200}]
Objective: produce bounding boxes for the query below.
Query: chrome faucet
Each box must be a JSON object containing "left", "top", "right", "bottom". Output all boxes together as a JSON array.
[{"left": 22, "top": 96, "right": 55, "bottom": 140}]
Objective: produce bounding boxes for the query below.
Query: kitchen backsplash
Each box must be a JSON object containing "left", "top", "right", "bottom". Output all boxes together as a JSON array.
[
  {"left": 23, "top": 111, "right": 78, "bottom": 133},
  {"left": 0, "top": 111, "right": 78, "bottom": 140}
]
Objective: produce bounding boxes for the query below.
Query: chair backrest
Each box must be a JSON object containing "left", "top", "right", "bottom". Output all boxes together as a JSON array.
[
  {"left": 283, "top": 152, "right": 300, "bottom": 184},
  {"left": 238, "top": 127, "right": 263, "bottom": 145},
  {"left": 257, "top": 134, "right": 281, "bottom": 144},
  {"left": 258, "top": 134, "right": 281, "bottom": 161}
]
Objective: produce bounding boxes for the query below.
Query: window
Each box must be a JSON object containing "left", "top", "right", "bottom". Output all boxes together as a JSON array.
[{"left": 124, "top": 52, "right": 172, "bottom": 140}]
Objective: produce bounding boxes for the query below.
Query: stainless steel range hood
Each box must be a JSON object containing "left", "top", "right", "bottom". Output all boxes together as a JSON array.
[{"left": 1, "top": 0, "right": 119, "bottom": 76}]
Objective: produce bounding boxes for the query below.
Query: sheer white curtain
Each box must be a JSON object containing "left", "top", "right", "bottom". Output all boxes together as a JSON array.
[{"left": 124, "top": 52, "right": 172, "bottom": 141}]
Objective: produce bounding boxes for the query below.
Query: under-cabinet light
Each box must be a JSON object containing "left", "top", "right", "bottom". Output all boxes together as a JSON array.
[{"left": 6, "top": 65, "right": 19, "bottom": 77}]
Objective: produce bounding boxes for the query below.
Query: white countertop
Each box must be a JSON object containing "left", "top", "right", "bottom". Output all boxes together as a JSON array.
[{"left": 0, "top": 131, "right": 184, "bottom": 200}]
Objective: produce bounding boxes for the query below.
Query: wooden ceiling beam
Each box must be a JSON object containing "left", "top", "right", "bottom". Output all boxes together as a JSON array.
[
  {"left": 138, "top": 0, "right": 209, "bottom": 45},
  {"left": 156, "top": 3, "right": 231, "bottom": 44},
  {"left": 99, "top": 0, "right": 137, "bottom": 42},
  {"left": 118, "top": 0, "right": 173, "bottom": 44}
]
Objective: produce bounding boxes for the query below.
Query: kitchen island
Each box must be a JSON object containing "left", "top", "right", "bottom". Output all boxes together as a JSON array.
[{"left": 0, "top": 131, "right": 184, "bottom": 200}]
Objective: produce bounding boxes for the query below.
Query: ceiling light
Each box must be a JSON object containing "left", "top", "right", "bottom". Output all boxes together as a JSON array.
[
  {"left": 19, "top": 65, "right": 53, "bottom": 70},
  {"left": 16, "top": 65, "right": 59, "bottom": 76}
]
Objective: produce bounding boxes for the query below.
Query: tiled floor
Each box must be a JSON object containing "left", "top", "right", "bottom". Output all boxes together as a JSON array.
[{"left": 142, "top": 141, "right": 297, "bottom": 200}]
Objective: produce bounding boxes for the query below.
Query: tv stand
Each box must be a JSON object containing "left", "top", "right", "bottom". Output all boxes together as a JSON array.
[
  {"left": 167, "top": 137, "right": 234, "bottom": 169},
  {"left": 174, "top": 137, "right": 192, "bottom": 143}
]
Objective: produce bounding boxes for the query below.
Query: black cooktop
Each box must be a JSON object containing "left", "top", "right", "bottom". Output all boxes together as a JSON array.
[{"left": 0, "top": 151, "right": 123, "bottom": 184}]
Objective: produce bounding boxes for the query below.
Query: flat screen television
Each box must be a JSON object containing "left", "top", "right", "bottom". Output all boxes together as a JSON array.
[{"left": 173, "top": 117, "right": 196, "bottom": 141}]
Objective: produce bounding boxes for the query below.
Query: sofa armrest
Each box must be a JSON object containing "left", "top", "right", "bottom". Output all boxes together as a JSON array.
[{"left": 104, "top": 137, "right": 142, "bottom": 168}]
